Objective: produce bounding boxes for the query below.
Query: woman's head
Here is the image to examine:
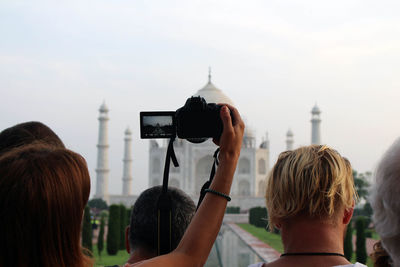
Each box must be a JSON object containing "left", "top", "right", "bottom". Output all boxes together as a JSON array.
[
  {"left": 0, "top": 144, "right": 91, "bottom": 267},
  {"left": 0, "top": 121, "right": 65, "bottom": 155},
  {"left": 266, "top": 145, "right": 356, "bottom": 229},
  {"left": 371, "top": 138, "right": 400, "bottom": 266}
]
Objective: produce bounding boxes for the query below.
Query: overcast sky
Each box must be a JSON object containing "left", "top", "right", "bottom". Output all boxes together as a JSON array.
[{"left": 1, "top": 0, "right": 399, "bottom": 196}]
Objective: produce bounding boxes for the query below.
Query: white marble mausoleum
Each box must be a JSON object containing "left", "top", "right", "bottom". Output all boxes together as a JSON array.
[{"left": 148, "top": 75, "right": 270, "bottom": 204}]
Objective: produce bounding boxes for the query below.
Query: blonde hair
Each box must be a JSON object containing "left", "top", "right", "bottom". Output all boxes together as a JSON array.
[{"left": 266, "top": 145, "right": 356, "bottom": 230}]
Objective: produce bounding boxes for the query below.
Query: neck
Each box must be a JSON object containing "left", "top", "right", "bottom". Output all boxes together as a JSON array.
[
  {"left": 127, "top": 247, "right": 157, "bottom": 264},
  {"left": 281, "top": 216, "right": 345, "bottom": 255}
]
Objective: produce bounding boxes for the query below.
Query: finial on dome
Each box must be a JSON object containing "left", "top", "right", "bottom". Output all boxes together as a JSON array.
[
  {"left": 125, "top": 127, "right": 132, "bottom": 135},
  {"left": 259, "top": 131, "right": 269, "bottom": 149},
  {"left": 99, "top": 100, "right": 109, "bottom": 112},
  {"left": 311, "top": 102, "right": 321, "bottom": 114},
  {"left": 208, "top": 66, "right": 212, "bottom": 83}
]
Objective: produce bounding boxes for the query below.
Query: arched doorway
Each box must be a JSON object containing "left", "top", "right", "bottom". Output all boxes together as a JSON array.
[{"left": 238, "top": 180, "right": 250, "bottom": 196}]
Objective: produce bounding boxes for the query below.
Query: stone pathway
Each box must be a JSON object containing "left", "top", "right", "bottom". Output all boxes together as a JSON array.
[{"left": 226, "top": 223, "right": 280, "bottom": 263}]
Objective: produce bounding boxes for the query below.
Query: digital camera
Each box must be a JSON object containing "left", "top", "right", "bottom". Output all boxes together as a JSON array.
[{"left": 140, "top": 96, "right": 225, "bottom": 143}]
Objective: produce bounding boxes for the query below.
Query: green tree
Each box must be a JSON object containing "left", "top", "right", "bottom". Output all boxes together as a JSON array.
[
  {"left": 356, "top": 217, "right": 367, "bottom": 264},
  {"left": 353, "top": 171, "right": 370, "bottom": 202},
  {"left": 88, "top": 198, "right": 108, "bottom": 210},
  {"left": 82, "top": 206, "right": 92, "bottom": 252},
  {"left": 119, "top": 204, "right": 127, "bottom": 250},
  {"left": 97, "top": 215, "right": 105, "bottom": 257},
  {"left": 363, "top": 202, "right": 373, "bottom": 227},
  {"left": 344, "top": 222, "right": 353, "bottom": 261},
  {"left": 363, "top": 202, "right": 373, "bottom": 217},
  {"left": 107, "top": 205, "right": 121, "bottom": 255}
]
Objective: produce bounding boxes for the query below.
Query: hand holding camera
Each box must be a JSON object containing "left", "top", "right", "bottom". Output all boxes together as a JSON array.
[{"left": 213, "top": 103, "right": 244, "bottom": 164}]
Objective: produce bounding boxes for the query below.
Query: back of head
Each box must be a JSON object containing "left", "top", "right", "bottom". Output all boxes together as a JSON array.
[
  {"left": 0, "top": 144, "right": 91, "bottom": 267},
  {"left": 370, "top": 240, "right": 391, "bottom": 267},
  {"left": 0, "top": 121, "right": 65, "bottom": 155},
  {"left": 371, "top": 138, "right": 400, "bottom": 266},
  {"left": 128, "top": 186, "right": 196, "bottom": 254},
  {"left": 266, "top": 145, "right": 356, "bottom": 229}
]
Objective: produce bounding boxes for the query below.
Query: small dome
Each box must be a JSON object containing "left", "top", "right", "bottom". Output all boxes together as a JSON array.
[
  {"left": 311, "top": 104, "right": 321, "bottom": 114},
  {"left": 99, "top": 101, "right": 109, "bottom": 112},
  {"left": 125, "top": 127, "right": 132, "bottom": 135},
  {"left": 286, "top": 129, "right": 293, "bottom": 137},
  {"left": 193, "top": 82, "right": 234, "bottom": 106}
]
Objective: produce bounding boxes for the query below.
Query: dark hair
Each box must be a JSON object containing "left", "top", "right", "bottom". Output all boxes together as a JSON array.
[
  {"left": 128, "top": 186, "right": 196, "bottom": 253},
  {"left": 0, "top": 144, "right": 92, "bottom": 267},
  {"left": 370, "top": 240, "right": 392, "bottom": 267},
  {"left": 0, "top": 121, "right": 65, "bottom": 155}
]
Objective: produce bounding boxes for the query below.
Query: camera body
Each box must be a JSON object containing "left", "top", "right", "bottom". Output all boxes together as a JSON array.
[
  {"left": 176, "top": 96, "right": 223, "bottom": 142},
  {"left": 140, "top": 96, "right": 224, "bottom": 143}
]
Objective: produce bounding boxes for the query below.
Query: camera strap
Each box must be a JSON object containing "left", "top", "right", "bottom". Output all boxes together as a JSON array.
[
  {"left": 157, "top": 137, "right": 179, "bottom": 255},
  {"left": 196, "top": 148, "right": 220, "bottom": 210}
]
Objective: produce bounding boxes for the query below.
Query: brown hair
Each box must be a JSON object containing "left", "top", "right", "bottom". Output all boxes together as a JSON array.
[
  {"left": 370, "top": 240, "right": 391, "bottom": 267},
  {"left": 266, "top": 145, "right": 357, "bottom": 230},
  {"left": 0, "top": 121, "right": 65, "bottom": 155},
  {"left": 0, "top": 144, "right": 92, "bottom": 267}
]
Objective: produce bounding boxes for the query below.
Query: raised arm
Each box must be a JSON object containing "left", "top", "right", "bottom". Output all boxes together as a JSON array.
[{"left": 133, "top": 104, "right": 244, "bottom": 267}]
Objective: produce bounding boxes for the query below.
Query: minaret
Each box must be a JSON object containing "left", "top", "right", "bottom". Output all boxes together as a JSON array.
[
  {"left": 311, "top": 104, "right": 321, "bottom": 145},
  {"left": 286, "top": 129, "right": 294, "bottom": 150},
  {"left": 259, "top": 132, "right": 270, "bottom": 149},
  {"left": 122, "top": 127, "right": 133, "bottom": 196},
  {"left": 95, "top": 101, "right": 110, "bottom": 202}
]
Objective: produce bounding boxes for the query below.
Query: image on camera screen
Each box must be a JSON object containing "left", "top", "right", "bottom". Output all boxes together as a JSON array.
[{"left": 140, "top": 112, "right": 176, "bottom": 139}]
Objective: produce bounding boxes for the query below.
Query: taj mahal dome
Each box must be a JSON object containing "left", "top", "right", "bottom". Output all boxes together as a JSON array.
[{"left": 93, "top": 72, "right": 322, "bottom": 210}]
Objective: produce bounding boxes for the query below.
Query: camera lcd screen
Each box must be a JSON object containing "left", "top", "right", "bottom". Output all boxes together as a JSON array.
[{"left": 140, "top": 112, "right": 176, "bottom": 139}]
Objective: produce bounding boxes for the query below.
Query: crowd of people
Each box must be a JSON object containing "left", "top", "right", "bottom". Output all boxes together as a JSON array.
[{"left": 0, "top": 105, "right": 398, "bottom": 267}]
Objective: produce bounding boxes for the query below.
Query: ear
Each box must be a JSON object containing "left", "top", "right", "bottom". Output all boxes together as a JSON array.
[
  {"left": 342, "top": 202, "right": 354, "bottom": 225},
  {"left": 125, "top": 226, "right": 131, "bottom": 254}
]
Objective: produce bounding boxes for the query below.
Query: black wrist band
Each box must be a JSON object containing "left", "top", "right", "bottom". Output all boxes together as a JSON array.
[{"left": 204, "top": 189, "right": 231, "bottom": 201}]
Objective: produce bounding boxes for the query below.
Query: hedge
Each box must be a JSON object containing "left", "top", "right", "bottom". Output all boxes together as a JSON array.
[
  {"left": 97, "top": 215, "right": 105, "bottom": 257},
  {"left": 119, "top": 204, "right": 127, "bottom": 250},
  {"left": 344, "top": 222, "right": 353, "bottom": 261},
  {"left": 249, "top": 207, "right": 268, "bottom": 228},
  {"left": 226, "top": 206, "right": 240, "bottom": 214},
  {"left": 107, "top": 205, "right": 121, "bottom": 255},
  {"left": 356, "top": 216, "right": 367, "bottom": 264},
  {"left": 82, "top": 206, "right": 93, "bottom": 252}
]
